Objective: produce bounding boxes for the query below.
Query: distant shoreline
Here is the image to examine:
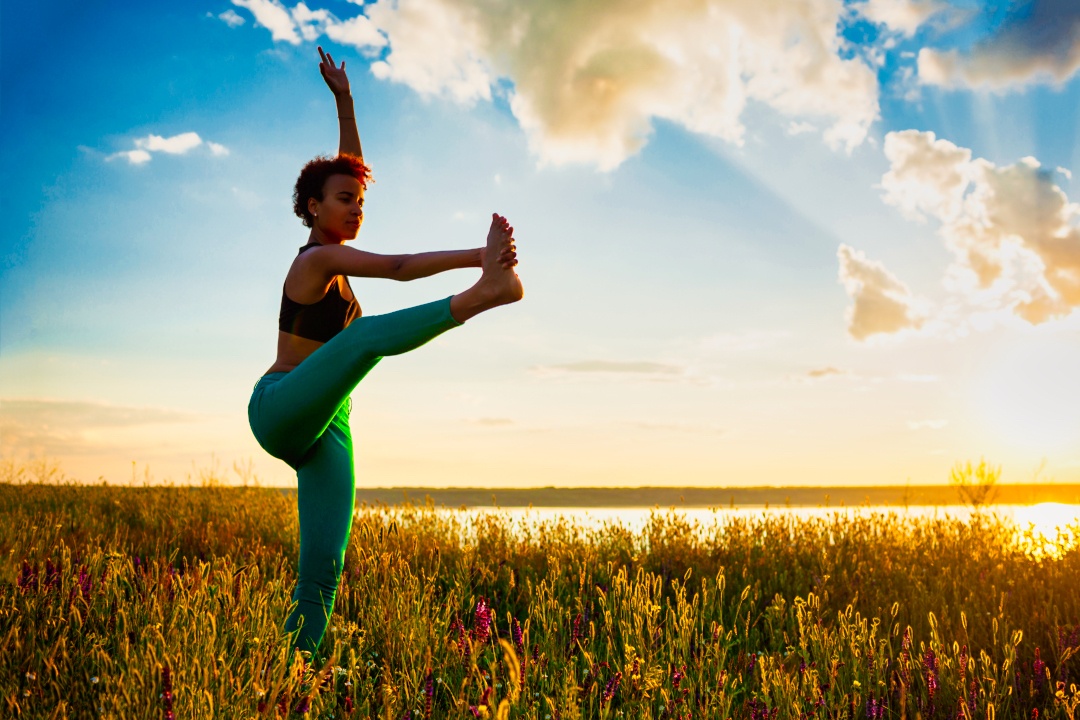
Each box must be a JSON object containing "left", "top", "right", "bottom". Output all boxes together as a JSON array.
[{"left": 336, "top": 484, "right": 1080, "bottom": 508}]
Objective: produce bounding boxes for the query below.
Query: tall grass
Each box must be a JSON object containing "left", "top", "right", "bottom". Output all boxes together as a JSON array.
[{"left": 1, "top": 476, "right": 1077, "bottom": 719}]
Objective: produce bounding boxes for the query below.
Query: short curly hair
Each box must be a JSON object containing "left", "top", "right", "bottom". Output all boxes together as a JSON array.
[{"left": 292, "top": 153, "right": 373, "bottom": 228}]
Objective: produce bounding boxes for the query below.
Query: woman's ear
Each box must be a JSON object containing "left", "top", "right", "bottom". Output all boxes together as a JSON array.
[{"left": 307, "top": 196, "right": 320, "bottom": 219}]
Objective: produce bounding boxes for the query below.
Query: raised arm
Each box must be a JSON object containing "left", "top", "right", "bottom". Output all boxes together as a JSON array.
[{"left": 318, "top": 47, "right": 363, "bottom": 159}]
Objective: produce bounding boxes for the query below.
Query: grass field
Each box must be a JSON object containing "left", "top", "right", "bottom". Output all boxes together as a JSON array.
[{"left": 1, "top": 476, "right": 1078, "bottom": 719}]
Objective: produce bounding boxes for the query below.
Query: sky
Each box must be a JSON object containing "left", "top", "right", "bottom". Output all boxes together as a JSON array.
[{"left": 3, "top": 0, "right": 1080, "bottom": 489}]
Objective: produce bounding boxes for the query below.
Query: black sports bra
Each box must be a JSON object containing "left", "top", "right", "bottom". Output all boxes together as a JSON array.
[{"left": 278, "top": 243, "right": 361, "bottom": 342}]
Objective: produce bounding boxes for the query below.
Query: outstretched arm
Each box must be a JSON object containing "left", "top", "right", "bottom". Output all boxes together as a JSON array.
[{"left": 319, "top": 46, "right": 362, "bottom": 159}]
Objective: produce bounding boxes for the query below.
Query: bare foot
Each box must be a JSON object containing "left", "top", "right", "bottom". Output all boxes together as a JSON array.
[
  {"left": 479, "top": 213, "right": 523, "bottom": 305},
  {"left": 450, "top": 214, "right": 523, "bottom": 322}
]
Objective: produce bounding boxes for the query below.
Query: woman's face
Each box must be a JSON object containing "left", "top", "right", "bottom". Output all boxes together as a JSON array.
[{"left": 310, "top": 173, "right": 365, "bottom": 241}]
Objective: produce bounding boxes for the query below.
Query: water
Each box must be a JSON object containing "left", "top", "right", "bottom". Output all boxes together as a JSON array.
[{"left": 368, "top": 503, "right": 1080, "bottom": 555}]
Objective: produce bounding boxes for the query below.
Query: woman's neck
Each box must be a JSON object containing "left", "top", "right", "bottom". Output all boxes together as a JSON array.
[{"left": 308, "top": 227, "right": 345, "bottom": 246}]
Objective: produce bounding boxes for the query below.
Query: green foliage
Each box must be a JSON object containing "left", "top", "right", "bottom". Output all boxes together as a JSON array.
[{"left": 1, "top": 479, "right": 1078, "bottom": 719}]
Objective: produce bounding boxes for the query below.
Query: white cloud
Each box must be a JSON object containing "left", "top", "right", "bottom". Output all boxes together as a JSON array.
[
  {"left": 291, "top": 1, "right": 331, "bottom": 41},
  {"left": 232, "top": 0, "right": 302, "bottom": 45},
  {"left": 838, "top": 244, "right": 926, "bottom": 340},
  {"left": 787, "top": 121, "right": 816, "bottom": 136},
  {"left": 324, "top": 14, "right": 386, "bottom": 50},
  {"left": 218, "top": 9, "right": 246, "bottom": 27},
  {"left": 880, "top": 130, "right": 1080, "bottom": 325},
  {"left": 366, "top": 0, "right": 492, "bottom": 104},
  {"left": 112, "top": 149, "right": 152, "bottom": 165},
  {"left": 881, "top": 129, "right": 971, "bottom": 222},
  {"left": 135, "top": 132, "right": 203, "bottom": 154},
  {"left": 916, "top": 0, "right": 1080, "bottom": 89},
  {"left": 858, "top": 0, "right": 944, "bottom": 36},
  {"left": 107, "top": 132, "right": 228, "bottom": 164},
  {"left": 239, "top": 0, "right": 881, "bottom": 170}
]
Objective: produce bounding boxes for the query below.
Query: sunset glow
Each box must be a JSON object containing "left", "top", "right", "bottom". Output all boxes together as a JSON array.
[{"left": 4, "top": 1, "right": 1080, "bottom": 488}]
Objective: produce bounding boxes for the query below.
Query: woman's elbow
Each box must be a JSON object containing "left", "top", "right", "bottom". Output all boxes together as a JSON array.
[{"left": 392, "top": 255, "right": 414, "bottom": 281}]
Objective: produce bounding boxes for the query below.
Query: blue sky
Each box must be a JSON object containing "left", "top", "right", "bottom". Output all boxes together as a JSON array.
[{"left": 3, "top": 0, "right": 1080, "bottom": 488}]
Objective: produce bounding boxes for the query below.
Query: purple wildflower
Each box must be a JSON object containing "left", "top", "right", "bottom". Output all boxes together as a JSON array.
[
  {"left": 17, "top": 560, "right": 37, "bottom": 593},
  {"left": 672, "top": 664, "right": 687, "bottom": 691},
  {"left": 425, "top": 669, "right": 434, "bottom": 719},
  {"left": 899, "top": 628, "right": 912, "bottom": 688},
  {"left": 161, "top": 664, "right": 175, "bottom": 720},
  {"left": 923, "top": 649, "right": 938, "bottom": 717},
  {"left": 512, "top": 618, "right": 524, "bottom": 654},
  {"left": 293, "top": 695, "right": 311, "bottom": 714},
  {"left": 567, "top": 613, "right": 584, "bottom": 656},
  {"left": 471, "top": 598, "right": 493, "bottom": 646},
  {"left": 1033, "top": 648, "right": 1046, "bottom": 692},
  {"left": 45, "top": 559, "right": 62, "bottom": 591},
  {"left": 79, "top": 565, "right": 92, "bottom": 600},
  {"left": 601, "top": 671, "right": 622, "bottom": 707}
]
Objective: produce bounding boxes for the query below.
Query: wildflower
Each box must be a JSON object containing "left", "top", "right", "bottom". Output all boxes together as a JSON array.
[
  {"left": 344, "top": 696, "right": 354, "bottom": 714},
  {"left": 161, "top": 664, "right": 175, "bottom": 720},
  {"left": 568, "top": 613, "right": 584, "bottom": 656},
  {"left": 26, "top": 672, "right": 36, "bottom": 681},
  {"left": 91, "top": 677, "right": 99, "bottom": 684},
  {"left": 293, "top": 695, "right": 311, "bottom": 714},
  {"left": 1033, "top": 648, "right": 1046, "bottom": 692},
  {"left": 471, "top": 598, "right": 493, "bottom": 646},
  {"left": 78, "top": 565, "right": 92, "bottom": 600},
  {"left": 425, "top": 669, "right": 435, "bottom": 719},
  {"left": 601, "top": 671, "right": 623, "bottom": 707},
  {"left": 512, "top": 617, "right": 525, "bottom": 654},
  {"left": 17, "top": 560, "right": 37, "bottom": 593},
  {"left": 923, "top": 649, "right": 938, "bottom": 718},
  {"left": 899, "top": 628, "right": 912, "bottom": 688},
  {"left": 672, "top": 664, "right": 687, "bottom": 691},
  {"left": 45, "top": 559, "right": 62, "bottom": 591}
]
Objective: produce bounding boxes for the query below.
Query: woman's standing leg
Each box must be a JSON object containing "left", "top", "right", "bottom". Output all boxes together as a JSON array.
[{"left": 286, "top": 400, "right": 356, "bottom": 658}]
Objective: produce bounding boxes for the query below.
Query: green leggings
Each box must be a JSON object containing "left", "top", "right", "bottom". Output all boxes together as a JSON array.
[{"left": 248, "top": 296, "right": 461, "bottom": 659}]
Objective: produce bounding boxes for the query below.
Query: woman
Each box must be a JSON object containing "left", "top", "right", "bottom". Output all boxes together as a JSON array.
[{"left": 248, "top": 47, "right": 523, "bottom": 662}]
